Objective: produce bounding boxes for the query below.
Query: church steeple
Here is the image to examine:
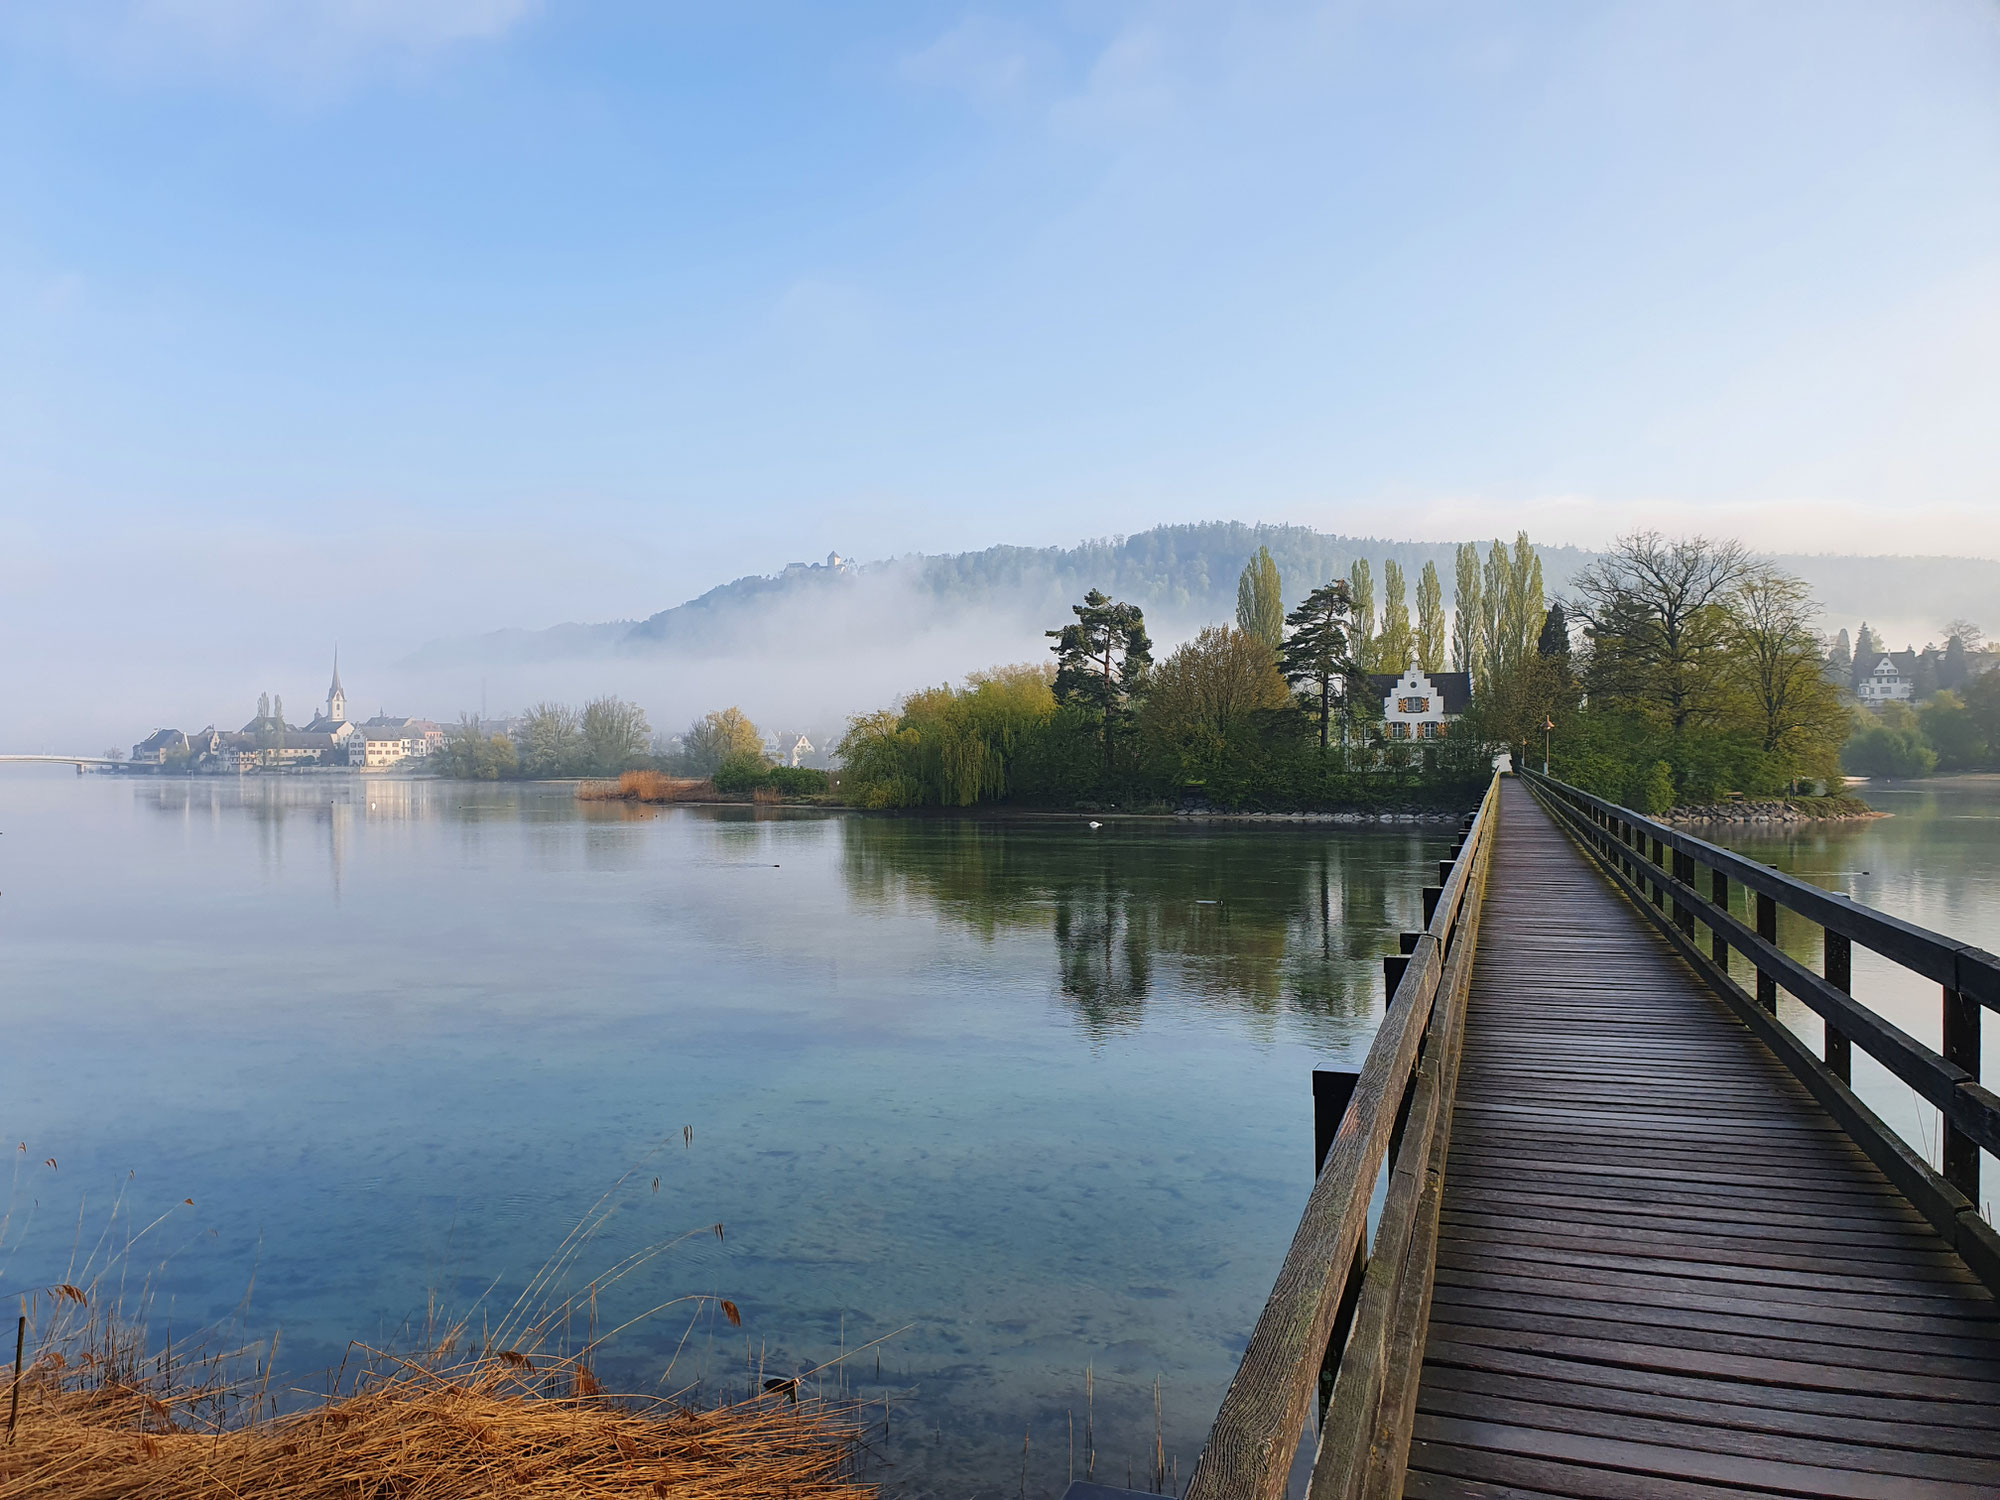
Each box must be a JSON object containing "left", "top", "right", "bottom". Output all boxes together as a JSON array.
[{"left": 327, "top": 648, "right": 346, "bottom": 724}]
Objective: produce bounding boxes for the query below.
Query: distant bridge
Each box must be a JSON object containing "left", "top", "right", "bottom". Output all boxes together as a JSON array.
[{"left": 0, "top": 754, "right": 127, "bottom": 771}]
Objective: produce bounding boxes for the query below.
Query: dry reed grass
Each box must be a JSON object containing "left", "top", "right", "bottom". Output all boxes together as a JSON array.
[
  {"left": 576, "top": 771, "right": 716, "bottom": 804},
  {"left": 1, "top": 1342, "right": 872, "bottom": 1499},
  {"left": 1, "top": 1158, "right": 876, "bottom": 1499}
]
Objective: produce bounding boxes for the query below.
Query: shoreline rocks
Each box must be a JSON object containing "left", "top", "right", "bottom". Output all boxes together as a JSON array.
[{"left": 1664, "top": 800, "right": 1881, "bottom": 825}]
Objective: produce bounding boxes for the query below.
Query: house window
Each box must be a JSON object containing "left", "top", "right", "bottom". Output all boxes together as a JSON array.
[
  {"left": 1389, "top": 722, "right": 1411, "bottom": 739},
  {"left": 1398, "top": 696, "right": 1428, "bottom": 713}
]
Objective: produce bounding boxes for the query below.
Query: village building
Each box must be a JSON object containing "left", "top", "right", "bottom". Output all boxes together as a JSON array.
[{"left": 1367, "top": 665, "right": 1473, "bottom": 741}]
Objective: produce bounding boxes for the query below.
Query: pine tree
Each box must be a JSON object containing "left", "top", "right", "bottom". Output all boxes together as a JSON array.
[
  {"left": 1537, "top": 601, "right": 1571, "bottom": 660},
  {"left": 1828, "top": 628, "right": 1852, "bottom": 679},
  {"left": 1278, "top": 579, "right": 1360, "bottom": 749},
  {"left": 1234, "top": 546, "right": 1284, "bottom": 651},
  {"left": 1377, "top": 560, "right": 1413, "bottom": 670},
  {"left": 1048, "top": 590, "right": 1153, "bottom": 773},
  {"left": 1347, "top": 559, "right": 1375, "bottom": 670},
  {"left": 1416, "top": 561, "right": 1445, "bottom": 673},
  {"left": 1451, "top": 543, "right": 1483, "bottom": 679}
]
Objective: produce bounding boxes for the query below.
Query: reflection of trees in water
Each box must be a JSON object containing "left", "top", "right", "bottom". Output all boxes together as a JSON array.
[{"left": 841, "top": 819, "right": 1440, "bottom": 1035}]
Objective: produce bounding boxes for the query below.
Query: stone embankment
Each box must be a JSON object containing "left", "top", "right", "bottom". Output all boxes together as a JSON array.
[
  {"left": 1174, "top": 809, "right": 1467, "bottom": 823},
  {"left": 1665, "top": 799, "right": 1879, "bottom": 825}
]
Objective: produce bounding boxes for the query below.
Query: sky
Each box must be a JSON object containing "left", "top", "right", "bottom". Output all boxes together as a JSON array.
[{"left": 3, "top": 1, "right": 1999, "bottom": 747}]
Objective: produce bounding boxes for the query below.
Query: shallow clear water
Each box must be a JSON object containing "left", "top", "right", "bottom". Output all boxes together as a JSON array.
[
  {"left": 1690, "top": 773, "right": 2000, "bottom": 1220},
  {"left": 0, "top": 770, "right": 1454, "bottom": 1497}
]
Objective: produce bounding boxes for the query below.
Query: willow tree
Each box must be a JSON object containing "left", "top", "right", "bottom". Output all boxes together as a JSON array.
[
  {"left": 1235, "top": 547, "right": 1285, "bottom": 652},
  {"left": 1278, "top": 578, "right": 1360, "bottom": 749},
  {"left": 1416, "top": 560, "right": 1446, "bottom": 673}
]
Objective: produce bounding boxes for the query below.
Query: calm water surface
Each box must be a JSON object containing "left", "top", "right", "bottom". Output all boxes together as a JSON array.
[
  {"left": 0, "top": 770, "right": 1454, "bottom": 1497},
  {"left": 1698, "top": 773, "right": 2000, "bottom": 1217}
]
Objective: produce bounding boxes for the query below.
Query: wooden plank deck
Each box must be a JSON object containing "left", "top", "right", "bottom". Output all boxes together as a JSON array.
[{"left": 1406, "top": 778, "right": 2000, "bottom": 1499}]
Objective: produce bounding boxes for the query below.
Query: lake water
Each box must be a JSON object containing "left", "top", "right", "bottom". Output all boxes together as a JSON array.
[
  {"left": 0, "top": 769, "right": 1455, "bottom": 1497},
  {"left": 1697, "top": 773, "right": 2000, "bottom": 1222}
]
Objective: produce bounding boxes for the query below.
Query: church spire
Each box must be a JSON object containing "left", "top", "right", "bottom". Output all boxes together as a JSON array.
[{"left": 327, "top": 647, "right": 347, "bottom": 723}]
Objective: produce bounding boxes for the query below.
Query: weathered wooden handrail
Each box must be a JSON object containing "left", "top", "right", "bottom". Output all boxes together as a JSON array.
[
  {"left": 1521, "top": 770, "right": 2000, "bottom": 1288},
  {"left": 1182, "top": 772, "right": 1501, "bottom": 1500}
]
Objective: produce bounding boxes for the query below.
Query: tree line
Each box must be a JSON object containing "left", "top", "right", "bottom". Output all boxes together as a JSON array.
[
  {"left": 839, "top": 530, "right": 1876, "bottom": 814},
  {"left": 434, "top": 699, "right": 827, "bottom": 793}
]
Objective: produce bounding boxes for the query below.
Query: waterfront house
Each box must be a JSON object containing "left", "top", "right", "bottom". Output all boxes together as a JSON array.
[
  {"left": 1857, "top": 654, "right": 1913, "bottom": 705},
  {"left": 1367, "top": 665, "right": 1472, "bottom": 741}
]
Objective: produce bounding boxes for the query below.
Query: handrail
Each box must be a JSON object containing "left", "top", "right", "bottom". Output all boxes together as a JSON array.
[
  {"left": 1183, "top": 771, "right": 1501, "bottom": 1500},
  {"left": 1520, "top": 770, "right": 1997, "bottom": 1280},
  {"left": 1517, "top": 770, "right": 2000, "bottom": 1010}
]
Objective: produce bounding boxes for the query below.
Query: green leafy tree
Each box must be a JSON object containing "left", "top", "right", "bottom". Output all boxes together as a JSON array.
[
  {"left": 681, "top": 707, "right": 765, "bottom": 776},
  {"left": 1048, "top": 590, "right": 1152, "bottom": 773},
  {"left": 1415, "top": 561, "right": 1445, "bottom": 673},
  {"left": 1234, "top": 547, "right": 1284, "bottom": 652},
  {"left": 1450, "top": 542, "right": 1483, "bottom": 678},
  {"left": 1141, "top": 626, "right": 1292, "bottom": 780},
  {"left": 1571, "top": 531, "right": 1749, "bottom": 733},
  {"left": 521, "top": 702, "right": 584, "bottom": 777},
  {"left": 1376, "top": 560, "right": 1413, "bottom": 671},
  {"left": 1918, "top": 691, "right": 1984, "bottom": 770},
  {"left": 581, "top": 696, "right": 651, "bottom": 776},
  {"left": 838, "top": 664, "right": 1056, "bottom": 807},
  {"left": 1843, "top": 702, "right": 1935, "bottom": 778},
  {"left": 1727, "top": 567, "right": 1847, "bottom": 787},
  {"left": 1347, "top": 559, "right": 1375, "bottom": 670},
  {"left": 438, "top": 716, "right": 520, "bottom": 780},
  {"left": 1278, "top": 578, "right": 1360, "bottom": 749}
]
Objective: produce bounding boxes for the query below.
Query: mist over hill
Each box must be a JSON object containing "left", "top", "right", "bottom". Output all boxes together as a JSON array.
[{"left": 408, "top": 521, "right": 1996, "bottom": 673}]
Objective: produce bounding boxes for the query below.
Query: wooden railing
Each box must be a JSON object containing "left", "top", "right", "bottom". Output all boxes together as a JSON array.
[
  {"left": 1521, "top": 770, "right": 2000, "bottom": 1287},
  {"left": 1182, "top": 772, "right": 1501, "bottom": 1500}
]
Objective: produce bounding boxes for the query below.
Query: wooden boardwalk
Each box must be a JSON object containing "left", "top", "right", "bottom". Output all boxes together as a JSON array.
[{"left": 1402, "top": 778, "right": 2000, "bottom": 1497}]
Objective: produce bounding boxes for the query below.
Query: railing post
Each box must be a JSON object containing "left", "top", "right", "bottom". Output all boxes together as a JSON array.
[
  {"left": 1313, "top": 1068, "right": 1361, "bottom": 1175},
  {"left": 1649, "top": 837, "right": 1666, "bottom": 908},
  {"left": 1824, "top": 930, "right": 1852, "bottom": 1084},
  {"left": 1943, "top": 987, "right": 1981, "bottom": 1201},
  {"left": 1709, "top": 868, "right": 1729, "bottom": 968},
  {"left": 1755, "top": 892, "right": 1778, "bottom": 1013},
  {"left": 1672, "top": 849, "right": 1695, "bottom": 935}
]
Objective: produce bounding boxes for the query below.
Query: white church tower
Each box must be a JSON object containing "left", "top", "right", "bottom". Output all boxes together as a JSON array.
[{"left": 326, "top": 650, "right": 347, "bottom": 724}]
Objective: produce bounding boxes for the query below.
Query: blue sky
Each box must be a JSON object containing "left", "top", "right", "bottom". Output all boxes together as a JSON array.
[{"left": 3, "top": 1, "right": 1999, "bottom": 741}]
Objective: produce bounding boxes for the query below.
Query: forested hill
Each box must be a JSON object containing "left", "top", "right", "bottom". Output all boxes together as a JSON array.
[{"left": 405, "top": 521, "right": 1998, "bottom": 668}]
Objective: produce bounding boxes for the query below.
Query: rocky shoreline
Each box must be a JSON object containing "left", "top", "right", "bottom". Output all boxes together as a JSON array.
[
  {"left": 1173, "top": 808, "right": 1468, "bottom": 824},
  {"left": 1664, "top": 799, "right": 1882, "bottom": 825}
]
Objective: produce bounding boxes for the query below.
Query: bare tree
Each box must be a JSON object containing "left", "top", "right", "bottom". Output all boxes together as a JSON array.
[{"left": 1570, "top": 532, "right": 1751, "bottom": 732}]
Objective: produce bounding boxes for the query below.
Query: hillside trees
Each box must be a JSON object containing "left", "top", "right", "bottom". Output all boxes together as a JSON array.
[
  {"left": 1235, "top": 547, "right": 1284, "bottom": 651},
  {"left": 1048, "top": 589, "right": 1153, "bottom": 772},
  {"left": 1278, "top": 578, "right": 1361, "bottom": 749}
]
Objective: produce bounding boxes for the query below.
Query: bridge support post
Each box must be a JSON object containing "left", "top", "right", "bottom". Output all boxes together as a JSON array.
[
  {"left": 1313, "top": 1068, "right": 1362, "bottom": 1175},
  {"left": 1709, "top": 869, "right": 1729, "bottom": 969},
  {"left": 1755, "top": 893, "right": 1778, "bottom": 1013},
  {"left": 1823, "top": 931, "right": 1853, "bottom": 1084},
  {"left": 1944, "top": 987, "right": 1981, "bottom": 1201}
]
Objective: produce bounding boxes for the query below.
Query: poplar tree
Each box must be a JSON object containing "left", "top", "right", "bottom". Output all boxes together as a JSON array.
[
  {"left": 1048, "top": 589, "right": 1153, "bottom": 772},
  {"left": 1416, "top": 560, "right": 1446, "bottom": 673},
  {"left": 1347, "top": 558, "right": 1376, "bottom": 670},
  {"left": 1451, "top": 543, "right": 1483, "bottom": 679},
  {"left": 1234, "top": 546, "right": 1285, "bottom": 651},
  {"left": 1377, "top": 560, "right": 1413, "bottom": 670},
  {"left": 1278, "top": 579, "right": 1360, "bottom": 750}
]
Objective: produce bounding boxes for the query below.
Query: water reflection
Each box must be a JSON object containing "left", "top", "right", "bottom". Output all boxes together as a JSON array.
[{"left": 841, "top": 818, "right": 1436, "bottom": 1038}]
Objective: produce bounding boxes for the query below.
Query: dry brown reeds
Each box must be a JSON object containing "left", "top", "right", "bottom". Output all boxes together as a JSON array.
[
  {"left": 575, "top": 771, "right": 715, "bottom": 804},
  {"left": 0, "top": 1343, "right": 873, "bottom": 1499}
]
